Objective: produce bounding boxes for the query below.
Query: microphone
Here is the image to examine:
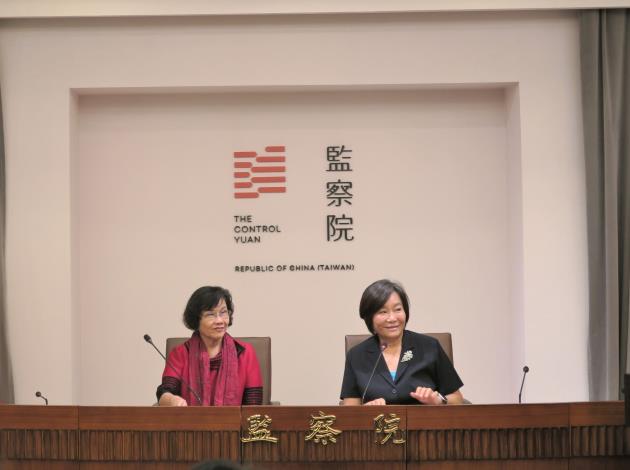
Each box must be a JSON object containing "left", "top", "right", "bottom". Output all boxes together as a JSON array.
[
  {"left": 518, "top": 365, "right": 529, "bottom": 404},
  {"left": 362, "top": 343, "right": 387, "bottom": 404},
  {"left": 35, "top": 391, "right": 48, "bottom": 405},
  {"left": 143, "top": 334, "right": 202, "bottom": 405}
]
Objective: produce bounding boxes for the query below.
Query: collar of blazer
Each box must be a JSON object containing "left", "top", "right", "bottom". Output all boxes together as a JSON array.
[{"left": 366, "top": 330, "right": 417, "bottom": 386}]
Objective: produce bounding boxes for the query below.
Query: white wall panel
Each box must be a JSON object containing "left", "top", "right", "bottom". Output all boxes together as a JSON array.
[{"left": 0, "top": 10, "right": 587, "bottom": 405}]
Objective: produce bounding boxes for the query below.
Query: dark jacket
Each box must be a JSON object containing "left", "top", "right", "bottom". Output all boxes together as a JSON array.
[{"left": 340, "top": 330, "right": 463, "bottom": 404}]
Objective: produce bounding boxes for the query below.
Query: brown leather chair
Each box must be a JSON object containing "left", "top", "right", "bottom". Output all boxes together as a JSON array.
[
  {"left": 345, "top": 332, "right": 454, "bottom": 364},
  {"left": 166, "top": 336, "right": 273, "bottom": 405}
]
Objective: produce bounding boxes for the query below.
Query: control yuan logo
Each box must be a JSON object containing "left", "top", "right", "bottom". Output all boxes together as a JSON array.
[{"left": 233, "top": 146, "right": 286, "bottom": 199}]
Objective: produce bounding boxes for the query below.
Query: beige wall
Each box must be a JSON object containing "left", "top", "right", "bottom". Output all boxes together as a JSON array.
[
  {"left": 75, "top": 88, "right": 510, "bottom": 405},
  {"left": 1, "top": 0, "right": 629, "bottom": 17},
  {"left": 0, "top": 10, "right": 587, "bottom": 405}
]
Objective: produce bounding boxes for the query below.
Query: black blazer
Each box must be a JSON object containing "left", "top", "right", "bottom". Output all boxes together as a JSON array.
[{"left": 340, "top": 330, "right": 463, "bottom": 404}]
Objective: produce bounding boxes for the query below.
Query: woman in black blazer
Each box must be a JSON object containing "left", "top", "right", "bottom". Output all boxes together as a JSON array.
[{"left": 341, "top": 279, "right": 465, "bottom": 405}]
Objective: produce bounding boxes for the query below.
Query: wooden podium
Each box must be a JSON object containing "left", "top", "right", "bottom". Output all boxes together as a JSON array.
[{"left": 1, "top": 402, "right": 628, "bottom": 469}]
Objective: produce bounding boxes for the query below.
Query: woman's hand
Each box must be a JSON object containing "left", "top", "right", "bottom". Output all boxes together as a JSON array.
[
  {"left": 171, "top": 395, "right": 188, "bottom": 406},
  {"left": 410, "top": 387, "right": 443, "bottom": 405},
  {"left": 159, "top": 392, "right": 188, "bottom": 407},
  {"left": 364, "top": 398, "right": 386, "bottom": 406}
]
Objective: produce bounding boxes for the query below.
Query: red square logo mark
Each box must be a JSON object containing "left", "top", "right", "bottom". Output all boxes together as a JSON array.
[{"left": 233, "top": 146, "right": 287, "bottom": 199}]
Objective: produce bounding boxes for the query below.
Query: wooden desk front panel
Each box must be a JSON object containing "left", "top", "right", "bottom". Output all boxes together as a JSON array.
[
  {"left": 241, "top": 406, "right": 406, "bottom": 470},
  {"left": 77, "top": 406, "right": 240, "bottom": 465},
  {"left": 568, "top": 402, "right": 630, "bottom": 470},
  {"left": 1, "top": 403, "right": 629, "bottom": 469},
  {"left": 406, "top": 404, "right": 570, "bottom": 470},
  {"left": 0, "top": 405, "right": 79, "bottom": 469}
]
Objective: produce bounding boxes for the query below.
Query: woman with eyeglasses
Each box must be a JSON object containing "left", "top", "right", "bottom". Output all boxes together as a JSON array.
[
  {"left": 156, "top": 286, "right": 263, "bottom": 406},
  {"left": 341, "top": 279, "right": 465, "bottom": 406}
]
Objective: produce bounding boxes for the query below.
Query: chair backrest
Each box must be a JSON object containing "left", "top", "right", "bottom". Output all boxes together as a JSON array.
[
  {"left": 345, "top": 332, "right": 454, "bottom": 364},
  {"left": 166, "top": 336, "right": 272, "bottom": 405}
]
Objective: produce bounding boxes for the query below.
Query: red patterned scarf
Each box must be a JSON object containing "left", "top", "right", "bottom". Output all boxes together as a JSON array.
[{"left": 185, "top": 331, "right": 241, "bottom": 406}]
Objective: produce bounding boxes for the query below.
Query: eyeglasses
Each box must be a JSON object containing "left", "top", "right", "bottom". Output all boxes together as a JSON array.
[{"left": 201, "top": 309, "right": 230, "bottom": 322}]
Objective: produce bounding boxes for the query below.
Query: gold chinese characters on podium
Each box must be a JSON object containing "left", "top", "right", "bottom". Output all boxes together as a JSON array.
[
  {"left": 241, "top": 414, "right": 278, "bottom": 443},
  {"left": 305, "top": 411, "right": 342, "bottom": 445}
]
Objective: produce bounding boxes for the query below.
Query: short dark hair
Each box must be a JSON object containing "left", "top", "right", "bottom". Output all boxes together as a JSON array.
[
  {"left": 359, "top": 279, "right": 410, "bottom": 334},
  {"left": 182, "top": 286, "right": 234, "bottom": 331}
]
